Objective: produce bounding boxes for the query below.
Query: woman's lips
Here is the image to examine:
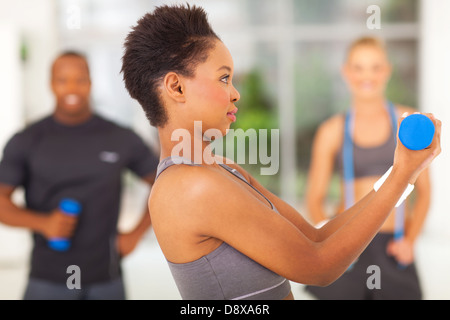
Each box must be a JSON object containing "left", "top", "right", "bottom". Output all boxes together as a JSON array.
[
  {"left": 359, "top": 81, "right": 376, "bottom": 91},
  {"left": 227, "top": 108, "right": 238, "bottom": 122}
]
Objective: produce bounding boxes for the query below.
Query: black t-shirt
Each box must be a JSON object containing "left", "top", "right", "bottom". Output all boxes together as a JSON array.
[{"left": 0, "top": 114, "right": 159, "bottom": 285}]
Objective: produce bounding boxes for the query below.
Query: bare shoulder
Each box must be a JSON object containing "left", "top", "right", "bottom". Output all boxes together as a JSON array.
[
  {"left": 149, "top": 162, "right": 287, "bottom": 263},
  {"left": 149, "top": 164, "right": 230, "bottom": 259},
  {"left": 313, "top": 113, "right": 345, "bottom": 152},
  {"left": 149, "top": 164, "right": 219, "bottom": 216},
  {"left": 319, "top": 113, "right": 345, "bottom": 133},
  {"left": 149, "top": 163, "right": 244, "bottom": 235}
]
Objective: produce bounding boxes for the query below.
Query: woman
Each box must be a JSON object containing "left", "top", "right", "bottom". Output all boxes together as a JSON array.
[
  {"left": 305, "top": 37, "right": 431, "bottom": 299},
  {"left": 121, "top": 5, "right": 440, "bottom": 300}
]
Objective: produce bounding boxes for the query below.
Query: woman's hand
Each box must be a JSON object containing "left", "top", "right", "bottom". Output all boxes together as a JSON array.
[
  {"left": 393, "top": 112, "right": 441, "bottom": 185},
  {"left": 386, "top": 238, "right": 414, "bottom": 266}
]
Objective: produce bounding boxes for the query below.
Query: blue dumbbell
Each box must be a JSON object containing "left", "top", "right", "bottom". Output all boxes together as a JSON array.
[
  {"left": 399, "top": 114, "right": 435, "bottom": 150},
  {"left": 48, "top": 198, "right": 81, "bottom": 251}
]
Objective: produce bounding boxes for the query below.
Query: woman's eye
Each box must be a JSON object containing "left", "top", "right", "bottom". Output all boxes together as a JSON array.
[{"left": 220, "top": 75, "right": 230, "bottom": 84}]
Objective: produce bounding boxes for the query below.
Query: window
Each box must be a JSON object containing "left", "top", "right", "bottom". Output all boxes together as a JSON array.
[{"left": 57, "top": 0, "right": 419, "bottom": 207}]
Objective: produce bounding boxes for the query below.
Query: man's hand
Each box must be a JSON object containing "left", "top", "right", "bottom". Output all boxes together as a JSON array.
[{"left": 42, "top": 208, "right": 78, "bottom": 239}]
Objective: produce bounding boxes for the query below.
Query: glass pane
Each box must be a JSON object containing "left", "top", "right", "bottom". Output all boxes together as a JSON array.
[
  {"left": 382, "top": 0, "right": 419, "bottom": 23},
  {"left": 294, "top": 0, "right": 419, "bottom": 25},
  {"left": 294, "top": 0, "right": 344, "bottom": 24},
  {"left": 294, "top": 42, "right": 340, "bottom": 198},
  {"left": 244, "top": 0, "right": 280, "bottom": 25},
  {"left": 385, "top": 40, "right": 419, "bottom": 108}
]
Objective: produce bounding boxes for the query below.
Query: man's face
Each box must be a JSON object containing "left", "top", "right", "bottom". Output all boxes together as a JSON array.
[{"left": 51, "top": 55, "right": 91, "bottom": 119}]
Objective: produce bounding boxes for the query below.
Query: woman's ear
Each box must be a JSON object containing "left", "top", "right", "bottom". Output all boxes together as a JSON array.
[{"left": 163, "top": 72, "right": 186, "bottom": 103}]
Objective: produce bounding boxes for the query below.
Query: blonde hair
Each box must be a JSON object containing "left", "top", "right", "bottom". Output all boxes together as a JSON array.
[{"left": 345, "top": 36, "right": 388, "bottom": 62}]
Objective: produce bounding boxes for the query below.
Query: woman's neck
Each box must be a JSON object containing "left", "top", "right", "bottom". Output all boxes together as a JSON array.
[
  {"left": 158, "top": 124, "right": 214, "bottom": 164},
  {"left": 351, "top": 96, "right": 387, "bottom": 116}
]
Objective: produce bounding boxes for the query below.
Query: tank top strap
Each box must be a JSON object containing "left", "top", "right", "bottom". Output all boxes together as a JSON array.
[
  {"left": 155, "top": 156, "right": 200, "bottom": 180},
  {"left": 218, "top": 163, "right": 249, "bottom": 183},
  {"left": 386, "top": 100, "right": 399, "bottom": 133},
  {"left": 218, "top": 163, "right": 278, "bottom": 213}
]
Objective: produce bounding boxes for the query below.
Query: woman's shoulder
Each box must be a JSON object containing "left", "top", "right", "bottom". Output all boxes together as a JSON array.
[
  {"left": 152, "top": 163, "right": 217, "bottom": 193},
  {"left": 321, "top": 113, "right": 345, "bottom": 130},
  {"left": 150, "top": 161, "right": 237, "bottom": 209},
  {"left": 148, "top": 164, "right": 221, "bottom": 229},
  {"left": 313, "top": 113, "right": 345, "bottom": 148}
]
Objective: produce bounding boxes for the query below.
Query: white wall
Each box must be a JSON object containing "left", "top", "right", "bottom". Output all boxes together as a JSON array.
[
  {"left": 419, "top": 0, "right": 450, "bottom": 240},
  {"left": 0, "top": 23, "right": 23, "bottom": 149},
  {"left": 416, "top": 0, "right": 450, "bottom": 298},
  {"left": 0, "top": 22, "right": 29, "bottom": 264},
  {"left": 0, "top": 0, "right": 59, "bottom": 263},
  {"left": 0, "top": 0, "right": 59, "bottom": 125}
]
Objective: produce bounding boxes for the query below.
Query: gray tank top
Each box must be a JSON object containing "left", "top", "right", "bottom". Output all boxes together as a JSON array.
[
  {"left": 155, "top": 156, "right": 291, "bottom": 300},
  {"left": 335, "top": 127, "right": 396, "bottom": 178}
]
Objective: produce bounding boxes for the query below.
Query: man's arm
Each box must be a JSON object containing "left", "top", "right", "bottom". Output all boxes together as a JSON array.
[
  {"left": 0, "top": 184, "right": 77, "bottom": 239},
  {"left": 117, "top": 172, "right": 155, "bottom": 257}
]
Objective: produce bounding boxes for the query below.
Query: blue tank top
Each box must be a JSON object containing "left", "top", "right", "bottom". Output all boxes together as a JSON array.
[{"left": 155, "top": 156, "right": 291, "bottom": 300}]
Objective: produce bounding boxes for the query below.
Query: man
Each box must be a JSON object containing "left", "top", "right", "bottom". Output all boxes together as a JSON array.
[{"left": 0, "top": 51, "right": 159, "bottom": 299}]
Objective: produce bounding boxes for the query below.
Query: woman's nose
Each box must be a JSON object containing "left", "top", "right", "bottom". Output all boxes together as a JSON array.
[{"left": 231, "top": 85, "right": 240, "bottom": 103}]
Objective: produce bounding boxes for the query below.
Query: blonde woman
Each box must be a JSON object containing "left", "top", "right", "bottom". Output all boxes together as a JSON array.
[{"left": 305, "top": 37, "right": 431, "bottom": 299}]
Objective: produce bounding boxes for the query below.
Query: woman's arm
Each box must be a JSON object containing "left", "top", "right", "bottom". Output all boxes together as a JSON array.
[
  {"left": 405, "top": 167, "right": 431, "bottom": 244},
  {"left": 117, "top": 173, "right": 155, "bottom": 257},
  {"left": 185, "top": 163, "right": 412, "bottom": 286},
  {"left": 198, "top": 113, "right": 441, "bottom": 286},
  {"left": 152, "top": 113, "right": 439, "bottom": 287},
  {"left": 248, "top": 172, "right": 377, "bottom": 243},
  {"left": 386, "top": 167, "right": 432, "bottom": 265},
  {"left": 305, "top": 116, "right": 341, "bottom": 226},
  {"left": 230, "top": 113, "right": 376, "bottom": 243}
]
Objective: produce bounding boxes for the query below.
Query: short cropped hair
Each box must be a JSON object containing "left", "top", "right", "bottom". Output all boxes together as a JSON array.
[{"left": 121, "top": 3, "right": 220, "bottom": 127}]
